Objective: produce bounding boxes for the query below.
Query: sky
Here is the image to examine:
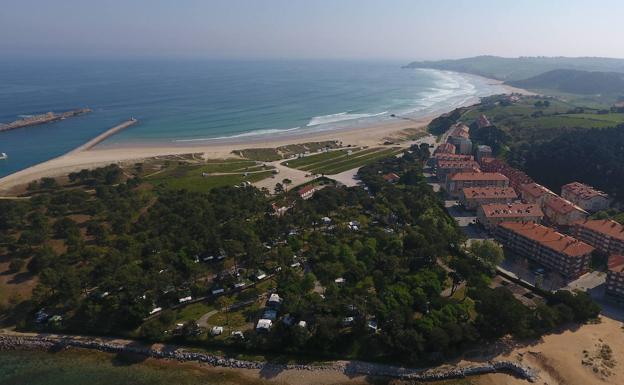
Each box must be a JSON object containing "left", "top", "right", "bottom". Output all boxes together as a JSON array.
[{"left": 2, "top": 0, "right": 624, "bottom": 61}]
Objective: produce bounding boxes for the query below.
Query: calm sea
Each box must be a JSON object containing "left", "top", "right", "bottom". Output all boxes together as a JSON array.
[
  {"left": 0, "top": 59, "right": 506, "bottom": 178},
  {"left": 0, "top": 350, "right": 254, "bottom": 385}
]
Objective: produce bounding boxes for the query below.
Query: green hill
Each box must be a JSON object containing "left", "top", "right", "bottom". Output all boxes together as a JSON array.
[
  {"left": 404, "top": 56, "right": 624, "bottom": 81},
  {"left": 507, "top": 69, "right": 624, "bottom": 95}
]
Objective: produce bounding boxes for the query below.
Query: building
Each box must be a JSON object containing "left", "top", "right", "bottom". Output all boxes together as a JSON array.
[
  {"left": 477, "top": 203, "right": 543, "bottom": 230},
  {"left": 606, "top": 255, "right": 624, "bottom": 299},
  {"left": 561, "top": 182, "right": 611, "bottom": 213},
  {"left": 495, "top": 222, "right": 594, "bottom": 279},
  {"left": 519, "top": 182, "right": 557, "bottom": 206},
  {"left": 479, "top": 158, "right": 533, "bottom": 191},
  {"left": 475, "top": 145, "right": 493, "bottom": 163},
  {"left": 572, "top": 219, "right": 624, "bottom": 255},
  {"left": 459, "top": 186, "right": 518, "bottom": 210},
  {"left": 435, "top": 159, "right": 480, "bottom": 182},
  {"left": 448, "top": 136, "right": 473, "bottom": 155},
  {"left": 434, "top": 142, "right": 456, "bottom": 155},
  {"left": 449, "top": 123, "right": 470, "bottom": 138},
  {"left": 298, "top": 185, "right": 317, "bottom": 200},
  {"left": 447, "top": 123, "right": 472, "bottom": 154},
  {"left": 445, "top": 172, "right": 509, "bottom": 198},
  {"left": 382, "top": 172, "right": 401, "bottom": 183},
  {"left": 256, "top": 319, "right": 273, "bottom": 332},
  {"left": 433, "top": 153, "right": 474, "bottom": 166},
  {"left": 477, "top": 114, "right": 492, "bottom": 128},
  {"left": 542, "top": 195, "right": 588, "bottom": 228}
]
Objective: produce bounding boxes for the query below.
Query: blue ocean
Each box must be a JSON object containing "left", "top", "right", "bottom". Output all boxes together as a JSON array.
[{"left": 0, "top": 59, "right": 506, "bottom": 178}]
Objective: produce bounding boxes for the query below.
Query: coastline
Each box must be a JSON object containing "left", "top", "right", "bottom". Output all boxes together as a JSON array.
[
  {"left": 0, "top": 71, "right": 529, "bottom": 194},
  {"left": 5, "top": 313, "right": 619, "bottom": 385},
  {"left": 0, "top": 115, "right": 435, "bottom": 193},
  {"left": 0, "top": 331, "right": 537, "bottom": 384}
]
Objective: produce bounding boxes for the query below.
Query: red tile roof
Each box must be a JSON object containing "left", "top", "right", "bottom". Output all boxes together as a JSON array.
[
  {"left": 448, "top": 123, "right": 470, "bottom": 138},
  {"left": 480, "top": 203, "right": 542, "bottom": 218},
  {"left": 298, "top": 185, "right": 316, "bottom": 196},
  {"left": 434, "top": 153, "right": 474, "bottom": 162},
  {"left": 449, "top": 172, "right": 508, "bottom": 182},
  {"left": 544, "top": 195, "right": 587, "bottom": 215},
  {"left": 462, "top": 187, "right": 517, "bottom": 199},
  {"left": 383, "top": 172, "right": 400, "bottom": 182},
  {"left": 608, "top": 254, "right": 624, "bottom": 273},
  {"left": 575, "top": 219, "right": 624, "bottom": 242},
  {"left": 437, "top": 160, "right": 480, "bottom": 169},
  {"left": 562, "top": 182, "right": 609, "bottom": 200},
  {"left": 520, "top": 182, "right": 555, "bottom": 200},
  {"left": 434, "top": 143, "right": 456, "bottom": 154},
  {"left": 499, "top": 222, "right": 595, "bottom": 257}
]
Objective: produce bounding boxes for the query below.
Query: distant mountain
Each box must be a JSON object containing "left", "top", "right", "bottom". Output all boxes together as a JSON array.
[
  {"left": 507, "top": 69, "right": 624, "bottom": 95},
  {"left": 404, "top": 56, "right": 624, "bottom": 81}
]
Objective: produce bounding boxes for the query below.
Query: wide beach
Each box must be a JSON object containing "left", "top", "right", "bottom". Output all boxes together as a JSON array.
[
  {"left": 0, "top": 72, "right": 529, "bottom": 194},
  {"left": 0, "top": 115, "right": 431, "bottom": 193}
]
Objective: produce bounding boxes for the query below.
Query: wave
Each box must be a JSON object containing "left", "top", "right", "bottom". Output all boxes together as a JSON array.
[
  {"left": 173, "top": 126, "right": 302, "bottom": 142},
  {"left": 307, "top": 111, "right": 388, "bottom": 127}
]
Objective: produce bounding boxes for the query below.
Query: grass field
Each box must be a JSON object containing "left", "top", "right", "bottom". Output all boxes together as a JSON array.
[
  {"left": 460, "top": 97, "right": 624, "bottom": 148},
  {"left": 295, "top": 147, "right": 402, "bottom": 175},
  {"left": 281, "top": 148, "right": 362, "bottom": 169},
  {"left": 146, "top": 160, "right": 274, "bottom": 192}
]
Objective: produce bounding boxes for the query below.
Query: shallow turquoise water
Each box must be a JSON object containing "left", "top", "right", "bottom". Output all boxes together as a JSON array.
[{"left": 0, "top": 59, "right": 505, "bottom": 178}]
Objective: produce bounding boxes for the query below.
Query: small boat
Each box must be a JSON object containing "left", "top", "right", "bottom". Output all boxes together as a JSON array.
[{"left": 0, "top": 152, "right": 7, "bottom": 160}]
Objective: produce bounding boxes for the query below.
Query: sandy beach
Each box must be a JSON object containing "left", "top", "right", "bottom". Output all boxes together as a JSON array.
[
  {"left": 0, "top": 71, "right": 531, "bottom": 195},
  {"left": 0, "top": 115, "right": 433, "bottom": 194}
]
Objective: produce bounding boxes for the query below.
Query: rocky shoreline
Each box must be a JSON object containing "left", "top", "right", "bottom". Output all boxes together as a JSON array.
[{"left": 0, "top": 334, "right": 537, "bottom": 382}]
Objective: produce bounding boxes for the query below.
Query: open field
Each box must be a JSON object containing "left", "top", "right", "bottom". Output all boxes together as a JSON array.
[
  {"left": 283, "top": 147, "right": 402, "bottom": 175},
  {"left": 282, "top": 148, "right": 365, "bottom": 170},
  {"left": 145, "top": 160, "right": 275, "bottom": 192},
  {"left": 311, "top": 147, "right": 402, "bottom": 175},
  {"left": 232, "top": 141, "right": 341, "bottom": 162}
]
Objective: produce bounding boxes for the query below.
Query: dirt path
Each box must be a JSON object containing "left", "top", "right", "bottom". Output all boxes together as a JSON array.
[{"left": 196, "top": 310, "right": 219, "bottom": 328}]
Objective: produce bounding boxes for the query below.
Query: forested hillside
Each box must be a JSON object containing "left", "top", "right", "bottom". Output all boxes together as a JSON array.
[
  {"left": 520, "top": 124, "right": 624, "bottom": 200},
  {"left": 404, "top": 56, "right": 624, "bottom": 81},
  {"left": 508, "top": 69, "right": 624, "bottom": 95}
]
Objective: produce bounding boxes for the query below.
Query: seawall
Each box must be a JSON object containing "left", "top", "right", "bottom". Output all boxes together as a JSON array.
[{"left": 0, "top": 334, "right": 537, "bottom": 382}]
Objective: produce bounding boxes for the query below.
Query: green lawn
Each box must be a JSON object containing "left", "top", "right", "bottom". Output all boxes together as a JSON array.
[
  {"left": 515, "top": 115, "right": 619, "bottom": 130},
  {"left": 147, "top": 161, "right": 274, "bottom": 192},
  {"left": 282, "top": 148, "right": 361, "bottom": 169},
  {"left": 564, "top": 113, "right": 624, "bottom": 123},
  {"left": 176, "top": 302, "right": 214, "bottom": 322},
  {"left": 310, "top": 148, "right": 402, "bottom": 175}
]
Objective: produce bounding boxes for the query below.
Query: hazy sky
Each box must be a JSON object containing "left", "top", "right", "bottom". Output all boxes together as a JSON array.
[{"left": 2, "top": 0, "right": 623, "bottom": 60}]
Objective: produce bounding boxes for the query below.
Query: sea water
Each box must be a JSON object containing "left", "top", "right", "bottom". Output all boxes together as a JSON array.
[{"left": 0, "top": 59, "right": 506, "bottom": 178}]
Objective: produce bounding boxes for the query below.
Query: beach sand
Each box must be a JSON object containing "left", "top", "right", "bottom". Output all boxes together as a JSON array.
[
  {"left": 0, "top": 116, "right": 433, "bottom": 194},
  {"left": 472, "top": 316, "right": 624, "bottom": 385},
  {"left": 0, "top": 70, "right": 533, "bottom": 194}
]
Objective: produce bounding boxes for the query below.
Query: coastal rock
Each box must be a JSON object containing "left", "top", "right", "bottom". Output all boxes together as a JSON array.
[{"left": 0, "top": 334, "right": 537, "bottom": 382}]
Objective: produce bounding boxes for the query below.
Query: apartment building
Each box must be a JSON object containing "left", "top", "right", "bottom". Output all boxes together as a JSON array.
[
  {"left": 477, "top": 203, "right": 543, "bottom": 230},
  {"left": 561, "top": 182, "right": 611, "bottom": 213},
  {"left": 495, "top": 222, "right": 594, "bottom": 279},
  {"left": 460, "top": 186, "right": 518, "bottom": 210},
  {"left": 572, "top": 219, "right": 624, "bottom": 255},
  {"left": 445, "top": 172, "right": 509, "bottom": 198}
]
